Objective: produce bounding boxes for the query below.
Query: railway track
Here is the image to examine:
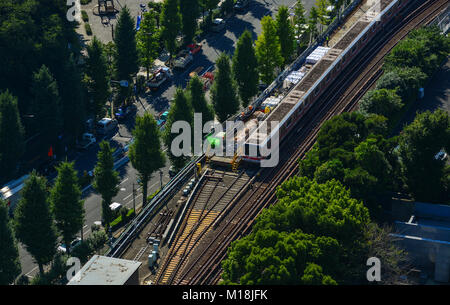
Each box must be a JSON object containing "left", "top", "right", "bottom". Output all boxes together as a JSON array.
[
  {"left": 173, "top": 0, "right": 447, "bottom": 285},
  {"left": 155, "top": 169, "right": 251, "bottom": 284}
]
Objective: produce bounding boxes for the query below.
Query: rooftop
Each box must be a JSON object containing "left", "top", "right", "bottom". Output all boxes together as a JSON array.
[{"left": 68, "top": 255, "right": 142, "bottom": 285}]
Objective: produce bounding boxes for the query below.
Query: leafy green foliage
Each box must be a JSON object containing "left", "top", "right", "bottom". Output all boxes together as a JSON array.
[
  {"left": 211, "top": 53, "right": 239, "bottom": 121},
  {"left": 136, "top": 11, "right": 160, "bottom": 80},
  {"left": 276, "top": 6, "right": 295, "bottom": 66},
  {"left": 30, "top": 65, "right": 62, "bottom": 152},
  {"left": 85, "top": 37, "right": 110, "bottom": 120},
  {"left": 93, "top": 141, "right": 119, "bottom": 226},
  {"left": 50, "top": 161, "right": 85, "bottom": 255},
  {"left": 180, "top": 0, "right": 199, "bottom": 44},
  {"left": 14, "top": 172, "right": 57, "bottom": 275},
  {"left": 0, "top": 91, "right": 25, "bottom": 182},
  {"left": 187, "top": 76, "right": 215, "bottom": 123},
  {"left": 359, "top": 88, "right": 404, "bottom": 121},
  {"left": 164, "top": 88, "right": 193, "bottom": 170},
  {"left": 130, "top": 113, "right": 166, "bottom": 206},
  {"left": 161, "top": 0, "right": 182, "bottom": 58},
  {"left": 384, "top": 26, "right": 450, "bottom": 76},
  {"left": 222, "top": 178, "right": 370, "bottom": 284},
  {"left": 255, "top": 16, "right": 283, "bottom": 85},
  {"left": 232, "top": 30, "right": 259, "bottom": 107},
  {"left": 398, "top": 109, "right": 450, "bottom": 202},
  {"left": 0, "top": 200, "right": 21, "bottom": 284},
  {"left": 114, "top": 6, "right": 139, "bottom": 99}
]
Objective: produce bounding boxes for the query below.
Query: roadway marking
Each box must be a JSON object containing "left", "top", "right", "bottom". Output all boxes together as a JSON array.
[{"left": 120, "top": 177, "right": 129, "bottom": 185}]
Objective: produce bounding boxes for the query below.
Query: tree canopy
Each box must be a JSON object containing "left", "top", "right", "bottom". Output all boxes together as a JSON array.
[{"left": 232, "top": 30, "right": 259, "bottom": 108}]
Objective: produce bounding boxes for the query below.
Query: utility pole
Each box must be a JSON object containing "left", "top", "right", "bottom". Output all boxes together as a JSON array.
[{"left": 159, "top": 170, "right": 163, "bottom": 190}]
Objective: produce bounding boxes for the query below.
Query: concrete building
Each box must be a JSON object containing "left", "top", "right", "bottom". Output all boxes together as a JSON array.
[
  {"left": 68, "top": 255, "right": 142, "bottom": 285},
  {"left": 391, "top": 201, "right": 450, "bottom": 283}
]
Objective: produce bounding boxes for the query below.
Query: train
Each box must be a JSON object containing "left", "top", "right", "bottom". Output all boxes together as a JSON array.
[{"left": 239, "top": 0, "right": 415, "bottom": 165}]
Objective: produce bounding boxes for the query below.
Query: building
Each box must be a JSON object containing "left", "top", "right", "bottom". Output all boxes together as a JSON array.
[
  {"left": 391, "top": 200, "right": 450, "bottom": 283},
  {"left": 68, "top": 255, "right": 142, "bottom": 285}
]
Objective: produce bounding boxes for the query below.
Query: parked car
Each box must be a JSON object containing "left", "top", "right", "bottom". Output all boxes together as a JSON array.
[
  {"left": 76, "top": 133, "right": 96, "bottom": 150},
  {"left": 174, "top": 49, "right": 193, "bottom": 69},
  {"left": 187, "top": 43, "right": 202, "bottom": 55},
  {"left": 96, "top": 118, "right": 118, "bottom": 135},
  {"left": 211, "top": 18, "right": 225, "bottom": 32},
  {"left": 148, "top": 67, "right": 172, "bottom": 90},
  {"left": 115, "top": 105, "right": 133, "bottom": 121},
  {"left": 234, "top": 0, "right": 250, "bottom": 12},
  {"left": 57, "top": 237, "right": 82, "bottom": 253},
  {"left": 435, "top": 150, "right": 448, "bottom": 161}
]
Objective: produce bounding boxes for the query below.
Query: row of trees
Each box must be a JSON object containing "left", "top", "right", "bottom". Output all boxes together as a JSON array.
[
  {"left": 356, "top": 26, "right": 450, "bottom": 203},
  {"left": 0, "top": 0, "right": 87, "bottom": 182},
  {"left": 0, "top": 162, "right": 84, "bottom": 284},
  {"left": 359, "top": 27, "right": 448, "bottom": 124}
]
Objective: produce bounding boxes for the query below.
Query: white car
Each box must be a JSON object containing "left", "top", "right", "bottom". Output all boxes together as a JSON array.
[
  {"left": 212, "top": 18, "right": 225, "bottom": 32},
  {"left": 109, "top": 202, "right": 122, "bottom": 212},
  {"left": 57, "top": 237, "right": 82, "bottom": 253}
]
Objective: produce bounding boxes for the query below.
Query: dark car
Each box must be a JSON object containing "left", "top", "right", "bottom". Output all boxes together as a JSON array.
[
  {"left": 115, "top": 106, "right": 132, "bottom": 121},
  {"left": 234, "top": 0, "right": 249, "bottom": 12}
]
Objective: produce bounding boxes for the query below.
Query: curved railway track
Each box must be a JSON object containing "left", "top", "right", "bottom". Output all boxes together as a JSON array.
[{"left": 154, "top": 0, "right": 447, "bottom": 285}]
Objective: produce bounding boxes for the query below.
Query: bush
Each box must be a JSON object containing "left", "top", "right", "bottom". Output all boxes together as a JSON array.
[
  {"left": 80, "top": 0, "right": 92, "bottom": 4},
  {"left": 147, "top": 189, "right": 160, "bottom": 203},
  {"left": 87, "top": 230, "right": 108, "bottom": 252},
  {"left": 109, "top": 208, "right": 135, "bottom": 231},
  {"left": 84, "top": 23, "right": 92, "bottom": 36},
  {"left": 81, "top": 10, "right": 89, "bottom": 22}
]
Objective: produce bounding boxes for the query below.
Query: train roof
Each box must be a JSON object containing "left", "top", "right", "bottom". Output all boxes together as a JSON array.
[{"left": 245, "top": 0, "right": 398, "bottom": 147}]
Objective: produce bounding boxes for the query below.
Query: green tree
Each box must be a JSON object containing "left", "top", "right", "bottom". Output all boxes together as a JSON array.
[
  {"left": 255, "top": 16, "right": 283, "bottom": 85},
  {"left": 0, "top": 200, "right": 21, "bottom": 285},
  {"left": 59, "top": 54, "right": 86, "bottom": 141},
  {"left": 161, "top": 0, "right": 182, "bottom": 62},
  {"left": 375, "top": 67, "right": 427, "bottom": 103},
  {"left": 137, "top": 11, "right": 159, "bottom": 80},
  {"left": 50, "top": 161, "right": 84, "bottom": 255},
  {"left": 232, "top": 30, "right": 259, "bottom": 107},
  {"left": 276, "top": 6, "right": 295, "bottom": 66},
  {"left": 30, "top": 65, "right": 62, "bottom": 151},
  {"left": 307, "top": 6, "right": 319, "bottom": 44},
  {"left": 211, "top": 53, "right": 239, "bottom": 122},
  {"left": 293, "top": 0, "right": 307, "bottom": 48},
  {"left": 398, "top": 109, "right": 450, "bottom": 202},
  {"left": 85, "top": 36, "right": 110, "bottom": 120},
  {"left": 163, "top": 88, "right": 193, "bottom": 169},
  {"left": 130, "top": 113, "right": 166, "bottom": 206},
  {"left": 187, "top": 76, "right": 215, "bottom": 124},
  {"left": 315, "top": 0, "right": 330, "bottom": 33},
  {"left": 358, "top": 88, "right": 404, "bottom": 121},
  {"left": 114, "top": 6, "right": 139, "bottom": 98},
  {"left": 14, "top": 172, "right": 57, "bottom": 275},
  {"left": 148, "top": 1, "right": 163, "bottom": 28},
  {"left": 180, "top": 0, "right": 199, "bottom": 44},
  {"left": 0, "top": 91, "right": 25, "bottom": 182},
  {"left": 222, "top": 177, "right": 371, "bottom": 284},
  {"left": 93, "top": 141, "right": 119, "bottom": 227}
]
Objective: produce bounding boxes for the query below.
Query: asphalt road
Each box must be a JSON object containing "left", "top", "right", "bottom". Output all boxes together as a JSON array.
[{"left": 19, "top": 0, "right": 314, "bottom": 280}]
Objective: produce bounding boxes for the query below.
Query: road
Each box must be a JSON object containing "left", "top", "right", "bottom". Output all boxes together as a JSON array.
[{"left": 18, "top": 0, "right": 314, "bottom": 280}]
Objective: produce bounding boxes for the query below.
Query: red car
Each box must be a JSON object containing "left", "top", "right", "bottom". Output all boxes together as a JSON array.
[{"left": 187, "top": 43, "right": 202, "bottom": 55}]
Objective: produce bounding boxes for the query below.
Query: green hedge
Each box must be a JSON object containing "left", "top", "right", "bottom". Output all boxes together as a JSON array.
[
  {"left": 109, "top": 208, "right": 135, "bottom": 231},
  {"left": 80, "top": 0, "right": 92, "bottom": 5},
  {"left": 81, "top": 10, "right": 89, "bottom": 22},
  {"left": 84, "top": 23, "right": 92, "bottom": 36}
]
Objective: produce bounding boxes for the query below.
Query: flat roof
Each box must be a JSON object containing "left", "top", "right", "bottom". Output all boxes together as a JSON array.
[{"left": 68, "top": 255, "right": 142, "bottom": 285}]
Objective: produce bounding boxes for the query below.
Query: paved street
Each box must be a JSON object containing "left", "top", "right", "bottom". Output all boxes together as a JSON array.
[{"left": 19, "top": 0, "right": 316, "bottom": 279}]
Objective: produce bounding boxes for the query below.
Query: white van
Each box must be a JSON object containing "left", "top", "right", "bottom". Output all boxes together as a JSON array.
[{"left": 96, "top": 118, "right": 118, "bottom": 135}]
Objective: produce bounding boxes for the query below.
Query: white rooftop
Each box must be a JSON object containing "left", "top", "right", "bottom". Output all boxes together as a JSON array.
[{"left": 67, "top": 255, "right": 141, "bottom": 285}]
